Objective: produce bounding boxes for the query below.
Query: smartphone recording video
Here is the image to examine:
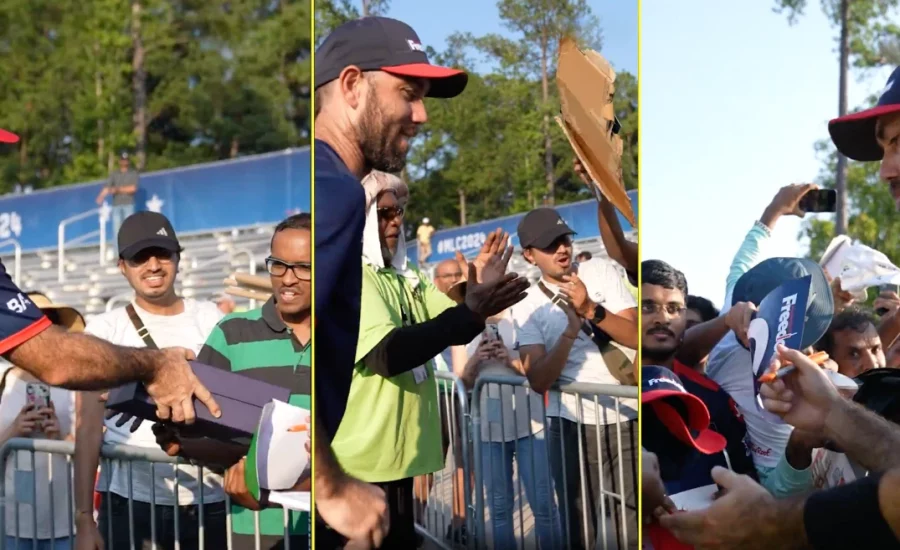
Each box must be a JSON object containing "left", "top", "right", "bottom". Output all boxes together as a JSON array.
[{"left": 799, "top": 189, "right": 837, "bottom": 213}]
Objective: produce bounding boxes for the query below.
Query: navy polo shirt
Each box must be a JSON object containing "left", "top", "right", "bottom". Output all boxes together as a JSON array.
[
  {"left": 313, "top": 139, "right": 366, "bottom": 439},
  {"left": 0, "top": 262, "right": 51, "bottom": 353}
]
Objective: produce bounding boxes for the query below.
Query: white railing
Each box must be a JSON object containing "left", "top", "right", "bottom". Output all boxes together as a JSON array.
[
  {"left": 57, "top": 207, "right": 107, "bottom": 283},
  {"left": 229, "top": 248, "right": 258, "bottom": 309},
  {"left": 0, "top": 239, "right": 22, "bottom": 287}
]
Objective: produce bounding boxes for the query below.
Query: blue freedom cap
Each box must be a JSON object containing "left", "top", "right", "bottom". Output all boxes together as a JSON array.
[
  {"left": 829, "top": 66, "right": 900, "bottom": 161},
  {"left": 732, "top": 257, "right": 834, "bottom": 350}
]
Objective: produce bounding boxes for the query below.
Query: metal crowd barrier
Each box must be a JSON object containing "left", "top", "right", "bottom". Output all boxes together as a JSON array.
[
  {"left": 0, "top": 438, "right": 309, "bottom": 550},
  {"left": 416, "top": 371, "right": 639, "bottom": 550}
]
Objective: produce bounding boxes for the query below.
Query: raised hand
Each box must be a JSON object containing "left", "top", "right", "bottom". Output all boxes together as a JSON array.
[
  {"left": 474, "top": 229, "right": 511, "bottom": 284},
  {"left": 725, "top": 301, "right": 757, "bottom": 348},
  {"left": 463, "top": 259, "right": 530, "bottom": 321},
  {"left": 558, "top": 273, "right": 592, "bottom": 318},
  {"left": 468, "top": 231, "right": 509, "bottom": 282},
  {"left": 144, "top": 347, "right": 221, "bottom": 424}
]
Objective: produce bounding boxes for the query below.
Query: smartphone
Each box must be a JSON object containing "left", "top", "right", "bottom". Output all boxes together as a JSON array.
[
  {"left": 26, "top": 382, "right": 49, "bottom": 411},
  {"left": 876, "top": 284, "right": 900, "bottom": 316},
  {"left": 799, "top": 189, "right": 837, "bottom": 213},
  {"left": 26, "top": 382, "right": 49, "bottom": 431},
  {"left": 483, "top": 323, "right": 500, "bottom": 343}
]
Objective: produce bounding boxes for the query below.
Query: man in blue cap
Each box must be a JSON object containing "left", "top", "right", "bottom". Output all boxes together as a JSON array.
[
  {"left": 660, "top": 68, "right": 900, "bottom": 550},
  {"left": 314, "top": 16, "right": 529, "bottom": 549}
]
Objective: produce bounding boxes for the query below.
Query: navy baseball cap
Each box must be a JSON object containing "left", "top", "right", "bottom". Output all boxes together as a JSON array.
[
  {"left": 315, "top": 17, "right": 468, "bottom": 99},
  {"left": 732, "top": 257, "right": 834, "bottom": 350},
  {"left": 517, "top": 208, "right": 576, "bottom": 249},
  {"left": 642, "top": 366, "right": 727, "bottom": 455},
  {"left": 0, "top": 128, "right": 18, "bottom": 144},
  {"left": 829, "top": 66, "right": 900, "bottom": 161}
]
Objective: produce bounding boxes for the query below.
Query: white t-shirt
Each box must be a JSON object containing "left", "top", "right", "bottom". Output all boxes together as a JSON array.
[
  {"left": 511, "top": 258, "right": 638, "bottom": 426},
  {"left": 85, "top": 299, "right": 225, "bottom": 505},
  {"left": 0, "top": 369, "right": 76, "bottom": 538},
  {"left": 705, "top": 332, "right": 793, "bottom": 469},
  {"left": 466, "top": 313, "right": 544, "bottom": 443}
]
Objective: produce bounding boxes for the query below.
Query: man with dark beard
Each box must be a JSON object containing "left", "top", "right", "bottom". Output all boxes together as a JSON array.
[
  {"left": 317, "top": 173, "right": 528, "bottom": 548},
  {"left": 313, "top": 17, "right": 526, "bottom": 548},
  {"left": 640, "top": 260, "right": 757, "bottom": 523}
]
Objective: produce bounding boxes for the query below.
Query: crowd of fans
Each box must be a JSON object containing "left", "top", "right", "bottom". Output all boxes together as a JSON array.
[
  {"left": 0, "top": 208, "right": 312, "bottom": 550},
  {"left": 642, "top": 67, "right": 900, "bottom": 549},
  {"left": 313, "top": 15, "right": 641, "bottom": 550}
]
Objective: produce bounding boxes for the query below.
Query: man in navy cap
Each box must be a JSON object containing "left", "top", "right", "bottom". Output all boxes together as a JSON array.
[
  {"left": 0, "top": 129, "right": 221, "bottom": 425},
  {"left": 660, "top": 68, "right": 900, "bottom": 550},
  {"left": 312, "top": 16, "right": 469, "bottom": 547}
]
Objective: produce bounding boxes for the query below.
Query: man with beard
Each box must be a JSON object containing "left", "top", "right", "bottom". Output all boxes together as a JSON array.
[
  {"left": 0, "top": 129, "right": 220, "bottom": 427},
  {"left": 312, "top": 17, "right": 469, "bottom": 546},
  {"left": 640, "top": 260, "right": 757, "bottom": 517},
  {"left": 659, "top": 67, "right": 900, "bottom": 550},
  {"left": 511, "top": 208, "right": 638, "bottom": 550},
  {"left": 318, "top": 175, "right": 528, "bottom": 548}
]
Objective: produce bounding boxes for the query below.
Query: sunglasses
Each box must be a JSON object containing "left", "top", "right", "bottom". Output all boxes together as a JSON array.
[
  {"left": 266, "top": 257, "right": 311, "bottom": 280},
  {"left": 377, "top": 206, "right": 405, "bottom": 221}
]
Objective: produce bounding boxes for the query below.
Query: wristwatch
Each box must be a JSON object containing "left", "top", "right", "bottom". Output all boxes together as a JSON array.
[{"left": 590, "top": 303, "right": 607, "bottom": 325}]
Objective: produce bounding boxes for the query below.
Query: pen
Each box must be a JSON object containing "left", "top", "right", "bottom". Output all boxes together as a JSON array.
[
  {"left": 287, "top": 424, "right": 308, "bottom": 433},
  {"left": 757, "top": 350, "right": 829, "bottom": 383}
]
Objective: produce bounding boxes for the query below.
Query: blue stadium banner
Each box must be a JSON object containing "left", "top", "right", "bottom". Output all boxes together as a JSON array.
[
  {"left": 408, "top": 189, "right": 638, "bottom": 264},
  {"left": 0, "top": 148, "right": 310, "bottom": 252}
]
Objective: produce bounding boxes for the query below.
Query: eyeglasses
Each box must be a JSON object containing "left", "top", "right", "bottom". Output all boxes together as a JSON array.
[
  {"left": 377, "top": 206, "right": 405, "bottom": 221},
  {"left": 641, "top": 302, "right": 687, "bottom": 316},
  {"left": 266, "top": 257, "right": 311, "bottom": 280}
]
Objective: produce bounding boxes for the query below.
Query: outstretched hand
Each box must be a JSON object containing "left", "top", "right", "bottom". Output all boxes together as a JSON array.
[{"left": 145, "top": 347, "right": 221, "bottom": 424}]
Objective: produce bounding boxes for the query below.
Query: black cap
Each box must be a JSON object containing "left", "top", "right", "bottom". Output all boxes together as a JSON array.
[
  {"left": 118, "top": 212, "right": 181, "bottom": 260},
  {"left": 314, "top": 17, "right": 468, "bottom": 99},
  {"left": 516, "top": 208, "right": 576, "bottom": 249},
  {"left": 829, "top": 67, "right": 900, "bottom": 161}
]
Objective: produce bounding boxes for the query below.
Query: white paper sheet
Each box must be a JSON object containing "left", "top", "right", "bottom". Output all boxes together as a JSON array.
[{"left": 669, "top": 484, "right": 717, "bottom": 511}]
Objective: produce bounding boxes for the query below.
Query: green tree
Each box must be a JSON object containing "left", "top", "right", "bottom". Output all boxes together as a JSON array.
[
  {"left": 0, "top": 0, "right": 310, "bottom": 193},
  {"left": 775, "top": 0, "right": 900, "bottom": 235}
]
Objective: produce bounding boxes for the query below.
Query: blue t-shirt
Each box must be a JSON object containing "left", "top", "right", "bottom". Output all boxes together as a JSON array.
[
  {"left": 313, "top": 139, "right": 366, "bottom": 439},
  {"left": 0, "top": 263, "right": 50, "bottom": 353}
]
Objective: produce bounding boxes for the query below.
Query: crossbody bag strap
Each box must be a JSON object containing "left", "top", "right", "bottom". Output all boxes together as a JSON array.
[
  {"left": 537, "top": 281, "right": 592, "bottom": 338},
  {"left": 0, "top": 367, "right": 14, "bottom": 404},
  {"left": 125, "top": 304, "right": 159, "bottom": 350},
  {"left": 537, "top": 282, "right": 636, "bottom": 386}
]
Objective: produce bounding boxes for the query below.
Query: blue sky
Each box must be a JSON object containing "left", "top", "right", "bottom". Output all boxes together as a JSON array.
[
  {"left": 385, "top": 0, "right": 637, "bottom": 75},
  {"left": 641, "top": 0, "right": 893, "bottom": 307}
]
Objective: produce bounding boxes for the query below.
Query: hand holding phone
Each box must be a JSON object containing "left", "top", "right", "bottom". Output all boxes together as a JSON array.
[
  {"left": 798, "top": 189, "right": 837, "bottom": 213},
  {"left": 875, "top": 284, "right": 900, "bottom": 316}
]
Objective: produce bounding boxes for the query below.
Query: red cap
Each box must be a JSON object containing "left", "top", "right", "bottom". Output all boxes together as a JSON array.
[
  {"left": 642, "top": 366, "right": 727, "bottom": 455},
  {"left": 828, "top": 67, "right": 900, "bottom": 161},
  {"left": 0, "top": 129, "right": 19, "bottom": 144}
]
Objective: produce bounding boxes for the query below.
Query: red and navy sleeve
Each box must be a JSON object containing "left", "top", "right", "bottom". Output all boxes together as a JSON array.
[{"left": 0, "top": 261, "right": 51, "bottom": 355}]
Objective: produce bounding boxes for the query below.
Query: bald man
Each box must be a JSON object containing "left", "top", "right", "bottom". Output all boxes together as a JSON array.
[
  {"left": 433, "top": 258, "right": 464, "bottom": 295},
  {"left": 312, "top": 16, "right": 468, "bottom": 548}
]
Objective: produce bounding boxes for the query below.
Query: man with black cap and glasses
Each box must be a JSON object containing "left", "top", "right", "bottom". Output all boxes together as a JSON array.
[
  {"left": 511, "top": 207, "right": 638, "bottom": 550},
  {"left": 312, "top": 16, "right": 473, "bottom": 547},
  {"left": 660, "top": 68, "right": 900, "bottom": 550},
  {"left": 0, "top": 128, "right": 220, "bottom": 433}
]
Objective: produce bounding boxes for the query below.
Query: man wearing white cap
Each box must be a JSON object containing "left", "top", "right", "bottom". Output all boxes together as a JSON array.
[{"left": 417, "top": 217, "right": 435, "bottom": 264}]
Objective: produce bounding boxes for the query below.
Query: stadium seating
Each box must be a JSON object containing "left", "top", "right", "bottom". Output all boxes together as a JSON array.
[{"left": 14, "top": 225, "right": 275, "bottom": 322}]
